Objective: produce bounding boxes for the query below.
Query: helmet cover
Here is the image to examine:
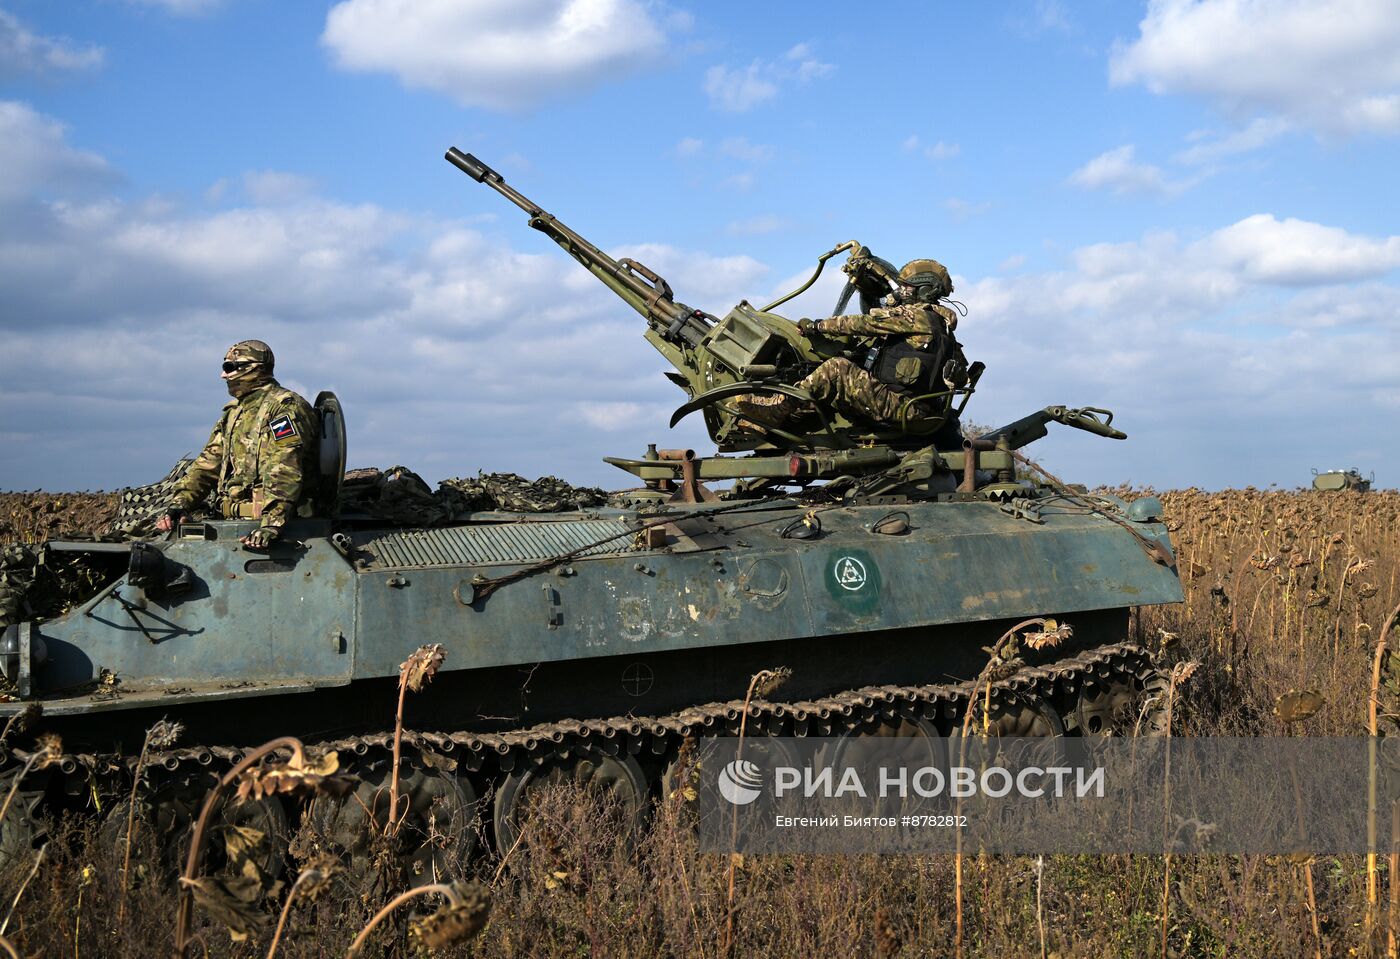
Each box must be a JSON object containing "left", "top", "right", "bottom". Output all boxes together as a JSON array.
[{"left": 897, "top": 259, "right": 953, "bottom": 299}]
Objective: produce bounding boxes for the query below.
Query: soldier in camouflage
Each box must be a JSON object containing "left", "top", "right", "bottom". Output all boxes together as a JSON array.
[
  {"left": 730, "top": 259, "right": 969, "bottom": 437},
  {"left": 157, "top": 340, "right": 319, "bottom": 550}
]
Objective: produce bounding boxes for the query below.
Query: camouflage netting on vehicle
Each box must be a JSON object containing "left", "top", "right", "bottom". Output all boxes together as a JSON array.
[
  {"left": 0, "top": 544, "right": 115, "bottom": 633},
  {"left": 0, "top": 545, "right": 35, "bottom": 634},
  {"left": 438, "top": 472, "right": 608, "bottom": 514},
  {"left": 105, "top": 457, "right": 195, "bottom": 538},
  {"left": 339, "top": 466, "right": 453, "bottom": 527},
  {"left": 338, "top": 467, "right": 609, "bottom": 525}
]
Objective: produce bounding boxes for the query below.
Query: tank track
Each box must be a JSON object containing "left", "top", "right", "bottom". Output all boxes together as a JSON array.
[{"left": 4, "top": 641, "right": 1166, "bottom": 797}]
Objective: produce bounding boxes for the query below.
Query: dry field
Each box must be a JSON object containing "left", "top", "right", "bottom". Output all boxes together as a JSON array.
[
  {"left": 1, "top": 487, "right": 1398, "bottom": 958},
  {"left": 0, "top": 490, "right": 120, "bottom": 544}
]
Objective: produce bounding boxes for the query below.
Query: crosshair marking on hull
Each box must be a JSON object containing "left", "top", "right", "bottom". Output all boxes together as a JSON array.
[{"left": 622, "top": 662, "right": 654, "bottom": 696}]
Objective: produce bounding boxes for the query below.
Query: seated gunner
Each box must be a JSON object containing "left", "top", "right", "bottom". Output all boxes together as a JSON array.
[{"left": 729, "top": 258, "right": 969, "bottom": 439}]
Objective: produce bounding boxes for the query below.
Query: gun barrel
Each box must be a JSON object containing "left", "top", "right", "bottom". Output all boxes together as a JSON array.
[
  {"left": 446, "top": 148, "right": 542, "bottom": 217},
  {"left": 445, "top": 147, "right": 708, "bottom": 346},
  {"left": 445, "top": 148, "right": 492, "bottom": 184},
  {"left": 983, "top": 405, "right": 1127, "bottom": 450},
  {"left": 982, "top": 412, "right": 1051, "bottom": 450}
]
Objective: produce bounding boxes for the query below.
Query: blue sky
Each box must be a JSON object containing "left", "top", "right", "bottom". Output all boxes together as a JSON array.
[{"left": 2, "top": 0, "right": 1397, "bottom": 492}]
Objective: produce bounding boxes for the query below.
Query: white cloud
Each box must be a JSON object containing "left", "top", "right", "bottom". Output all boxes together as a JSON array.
[
  {"left": 1006, "top": 0, "right": 1077, "bottom": 38},
  {"left": 609, "top": 243, "right": 768, "bottom": 307},
  {"left": 1033, "top": 0, "right": 1073, "bottom": 33},
  {"left": 673, "top": 137, "right": 704, "bottom": 158},
  {"left": 704, "top": 43, "right": 833, "bottom": 112},
  {"left": 0, "top": 101, "right": 115, "bottom": 200},
  {"left": 1069, "top": 145, "right": 1163, "bottom": 194},
  {"left": 1274, "top": 283, "right": 1400, "bottom": 329},
  {"left": 718, "top": 171, "right": 756, "bottom": 192},
  {"left": 960, "top": 219, "right": 1399, "bottom": 486},
  {"left": 903, "top": 135, "right": 961, "bottom": 160},
  {"left": 663, "top": 9, "right": 694, "bottom": 33},
  {"left": 998, "top": 254, "right": 1026, "bottom": 272},
  {"left": 1111, "top": 0, "right": 1400, "bottom": 136},
  {"left": 0, "top": 9, "right": 103, "bottom": 75},
  {"left": 578, "top": 401, "right": 644, "bottom": 430},
  {"left": 1068, "top": 145, "right": 1198, "bottom": 196},
  {"left": 703, "top": 62, "right": 778, "bottom": 112},
  {"left": 1175, "top": 116, "right": 1292, "bottom": 164},
  {"left": 943, "top": 197, "right": 991, "bottom": 220},
  {"left": 718, "top": 136, "right": 774, "bottom": 163},
  {"left": 1205, "top": 214, "right": 1400, "bottom": 285},
  {"left": 784, "top": 42, "right": 833, "bottom": 81},
  {"left": 241, "top": 170, "right": 319, "bottom": 206},
  {"left": 976, "top": 216, "right": 1400, "bottom": 311},
  {"left": 1342, "top": 95, "right": 1400, "bottom": 133},
  {"left": 322, "top": 0, "right": 667, "bottom": 110}
]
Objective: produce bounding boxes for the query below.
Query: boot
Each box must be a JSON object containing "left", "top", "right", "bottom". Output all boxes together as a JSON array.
[{"left": 725, "top": 393, "right": 813, "bottom": 428}]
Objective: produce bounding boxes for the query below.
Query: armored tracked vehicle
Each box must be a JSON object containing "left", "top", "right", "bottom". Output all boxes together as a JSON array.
[
  {"left": 1312, "top": 467, "right": 1373, "bottom": 492},
  {"left": 0, "top": 152, "right": 1184, "bottom": 877}
]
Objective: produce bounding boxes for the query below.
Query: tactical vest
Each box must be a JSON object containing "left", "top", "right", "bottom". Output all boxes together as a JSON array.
[{"left": 861, "top": 335, "right": 954, "bottom": 398}]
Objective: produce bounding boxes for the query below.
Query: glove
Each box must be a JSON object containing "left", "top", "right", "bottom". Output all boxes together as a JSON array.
[
  {"left": 156, "top": 509, "right": 185, "bottom": 532},
  {"left": 795, "top": 318, "right": 819, "bottom": 337},
  {"left": 241, "top": 526, "right": 280, "bottom": 550}
]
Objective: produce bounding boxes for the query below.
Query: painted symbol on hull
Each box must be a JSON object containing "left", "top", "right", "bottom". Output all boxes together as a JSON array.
[
  {"left": 621, "top": 661, "right": 654, "bottom": 697},
  {"left": 834, "top": 556, "right": 869, "bottom": 591}
]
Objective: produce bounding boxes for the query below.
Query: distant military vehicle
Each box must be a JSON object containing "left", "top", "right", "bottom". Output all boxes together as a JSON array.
[
  {"left": 1312, "top": 468, "right": 1373, "bottom": 492},
  {"left": 0, "top": 151, "right": 1185, "bottom": 880}
]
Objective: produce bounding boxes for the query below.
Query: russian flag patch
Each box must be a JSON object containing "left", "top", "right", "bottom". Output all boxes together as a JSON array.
[{"left": 269, "top": 414, "right": 297, "bottom": 441}]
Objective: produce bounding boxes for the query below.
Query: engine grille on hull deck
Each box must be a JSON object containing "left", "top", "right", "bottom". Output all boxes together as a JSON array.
[{"left": 352, "top": 519, "right": 635, "bottom": 569}]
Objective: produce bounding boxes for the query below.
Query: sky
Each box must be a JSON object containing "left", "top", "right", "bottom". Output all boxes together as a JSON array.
[{"left": 1, "top": 0, "right": 1397, "bottom": 493}]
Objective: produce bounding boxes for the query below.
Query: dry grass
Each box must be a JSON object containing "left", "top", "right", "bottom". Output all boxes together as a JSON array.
[
  {"left": 0, "top": 491, "right": 118, "bottom": 543},
  {"left": 0, "top": 488, "right": 1397, "bottom": 957},
  {"left": 1129, "top": 488, "right": 1400, "bottom": 739}
]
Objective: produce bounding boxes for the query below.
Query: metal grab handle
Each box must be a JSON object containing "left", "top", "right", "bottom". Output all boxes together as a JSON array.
[
  {"left": 759, "top": 240, "right": 861, "bottom": 314},
  {"left": 617, "top": 258, "right": 673, "bottom": 300}
]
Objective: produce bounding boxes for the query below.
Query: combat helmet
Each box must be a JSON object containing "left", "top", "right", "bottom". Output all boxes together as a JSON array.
[
  {"left": 224, "top": 339, "right": 275, "bottom": 371},
  {"left": 897, "top": 259, "right": 953, "bottom": 300}
]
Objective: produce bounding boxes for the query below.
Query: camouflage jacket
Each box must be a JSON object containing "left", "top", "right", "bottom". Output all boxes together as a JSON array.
[
  {"left": 172, "top": 381, "right": 318, "bottom": 528},
  {"left": 814, "top": 302, "right": 958, "bottom": 350}
]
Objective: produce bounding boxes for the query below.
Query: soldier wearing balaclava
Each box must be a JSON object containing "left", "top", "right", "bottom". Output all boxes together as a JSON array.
[{"left": 161, "top": 340, "right": 319, "bottom": 549}]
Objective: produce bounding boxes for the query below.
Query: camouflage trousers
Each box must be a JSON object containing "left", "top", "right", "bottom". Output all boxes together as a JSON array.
[{"left": 729, "top": 358, "right": 924, "bottom": 428}]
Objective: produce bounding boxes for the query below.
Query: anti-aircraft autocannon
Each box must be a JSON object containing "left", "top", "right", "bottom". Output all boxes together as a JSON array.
[
  {"left": 447, "top": 148, "right": 1127, "bottom": 497},
  {"left": 447, "top": 148, "right": 923, "bottom": 454}
]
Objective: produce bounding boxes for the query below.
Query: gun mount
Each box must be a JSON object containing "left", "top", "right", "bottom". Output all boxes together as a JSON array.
[{"left": 447, "top": 148, "right": 1128, "bottom": 497}]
